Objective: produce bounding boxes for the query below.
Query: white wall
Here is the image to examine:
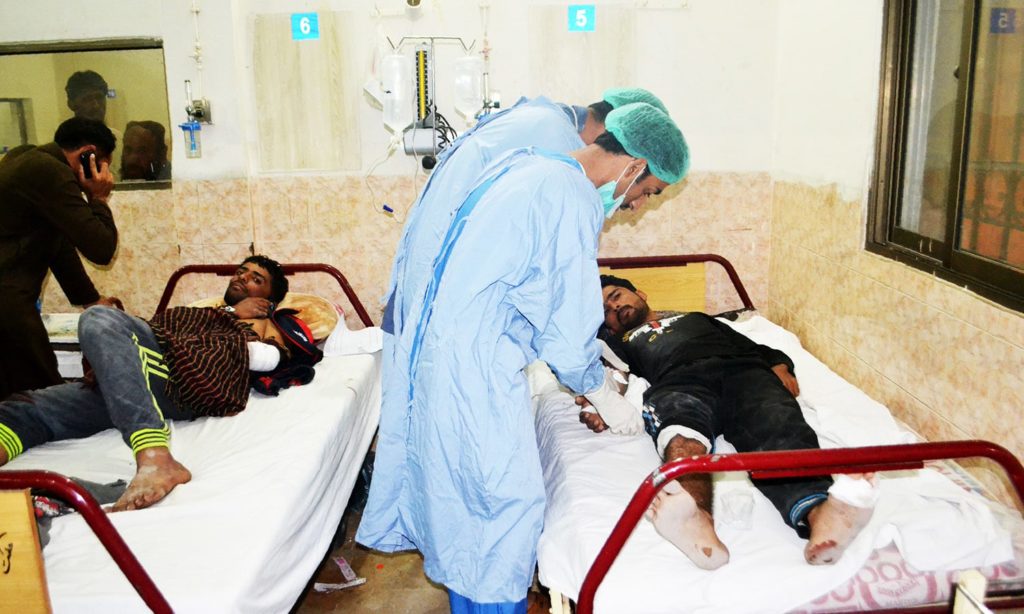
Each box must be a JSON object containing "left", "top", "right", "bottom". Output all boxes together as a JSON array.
[
  {"left": 770, "top": 0, "right": 885, "bottom": 196},
  {"left": 0, "top": 0, "right": 783, "bottom": 180}
]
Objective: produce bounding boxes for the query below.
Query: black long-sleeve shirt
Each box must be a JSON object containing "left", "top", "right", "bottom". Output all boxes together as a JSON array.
[{"left": 601, "top": 311, "right": 794, "bottom": 386}]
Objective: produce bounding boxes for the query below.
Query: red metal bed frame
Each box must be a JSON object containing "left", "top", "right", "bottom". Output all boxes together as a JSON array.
[
  {"left": 0, "top": 470, "right": 173, "bottom": 613},
  {"left": 0, "top": 262, "right": 373, "bottom": 612},
  {"left": 574, "top": 254, "right": 1024, "bottom": 613},
  {"left": 576, "top": 441, "right": 1024, "bottom": 613}
]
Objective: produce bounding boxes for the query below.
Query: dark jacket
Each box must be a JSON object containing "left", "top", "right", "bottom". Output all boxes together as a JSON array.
[{"left": 0, "top": 143, "right": 119, "bottom": 398}]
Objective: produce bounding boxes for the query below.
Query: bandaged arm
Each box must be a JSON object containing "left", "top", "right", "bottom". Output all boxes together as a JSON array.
[
  {"left": 584, "top": 369, "right": 644, "bottom": 435},
  {"left": 247, "top": 341, "right": 281, "bottom": 372}
]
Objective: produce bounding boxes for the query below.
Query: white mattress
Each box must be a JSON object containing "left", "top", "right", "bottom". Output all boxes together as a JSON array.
[
  {"left": 534, "top": 314, "right": 1019, "bottom": 614},
  {"left": 4, "top": 353, "right": 381, "bottom": 613}
]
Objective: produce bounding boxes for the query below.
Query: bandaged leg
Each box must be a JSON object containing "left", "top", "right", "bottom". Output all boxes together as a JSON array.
[
  {"left": 647, "top": 435, "right": 729, "bottom": 570},
  {"left": 804, "top": 474, "right": 878, "bottom": 565}
]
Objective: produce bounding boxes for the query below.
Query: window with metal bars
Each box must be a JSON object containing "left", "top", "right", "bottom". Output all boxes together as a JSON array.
[{"left": 869, "top": 0, "right": 1024, "bottom": 312}]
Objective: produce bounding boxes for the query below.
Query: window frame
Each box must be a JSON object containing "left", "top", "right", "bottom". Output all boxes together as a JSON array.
[
  {"left": 0, "top": 37, "right": 171, "bottom": 191},
  {"left": 868, "top": 0, "right": 1024, "bottom": 313}
]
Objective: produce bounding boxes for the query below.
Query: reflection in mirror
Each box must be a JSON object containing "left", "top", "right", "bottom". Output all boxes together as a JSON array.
[{"left": 0, "top": 41, "right": 171, "bottom": 186}]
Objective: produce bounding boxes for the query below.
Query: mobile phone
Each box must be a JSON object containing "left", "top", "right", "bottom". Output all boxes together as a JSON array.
[{"left": 79, "top": 151, "right": 95, "bottom": 179}]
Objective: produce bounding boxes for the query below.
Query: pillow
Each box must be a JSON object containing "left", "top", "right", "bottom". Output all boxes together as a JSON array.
[{"left": 188, "top": 292, "right": 341, "bottom": 342}]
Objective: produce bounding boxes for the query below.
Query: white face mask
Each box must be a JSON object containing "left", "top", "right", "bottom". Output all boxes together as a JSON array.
[{"left": 596, "top": 160, "right": 645, "bottom": 218}]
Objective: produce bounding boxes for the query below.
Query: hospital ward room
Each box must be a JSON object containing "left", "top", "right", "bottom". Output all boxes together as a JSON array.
[{"left": 2, "top": 0, "right": 1024, "bottom": 613}]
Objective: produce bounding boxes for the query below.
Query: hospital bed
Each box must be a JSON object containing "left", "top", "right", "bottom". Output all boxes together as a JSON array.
[
  {"left": 0, "top": 263, "right": 381, "bottom": 612},
  {"left": 533, "top": 254, "right": 1024, "bottom": 613}
]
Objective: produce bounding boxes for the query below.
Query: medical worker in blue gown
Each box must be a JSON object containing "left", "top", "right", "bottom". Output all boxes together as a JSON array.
[
  {"left": 383, "top": 87, "right": 667, "bottom": 337},
  {"left": 357, "top": 102, "right": 690, "bottom": 613}
]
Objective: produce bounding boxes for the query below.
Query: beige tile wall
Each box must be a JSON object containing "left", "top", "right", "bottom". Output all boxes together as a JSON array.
[
  {"left": 42, "top": 171, "right": 773, "bottom": 326},
  {"left": 766, "top": 181, "right": 1024, "bottom": 465}
]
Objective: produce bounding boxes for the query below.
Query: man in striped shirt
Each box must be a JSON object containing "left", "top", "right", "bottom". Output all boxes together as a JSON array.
[{"left": 0, "top": 255, "right": 292, "bottom": 511}]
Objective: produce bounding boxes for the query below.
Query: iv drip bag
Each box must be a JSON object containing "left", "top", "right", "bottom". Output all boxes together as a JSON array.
[
  {"left": 453, "top": 55, "right": 485, "bottom": 121},
  {"left": 381, "top": 53, "right": 414, "bottom": 133}
]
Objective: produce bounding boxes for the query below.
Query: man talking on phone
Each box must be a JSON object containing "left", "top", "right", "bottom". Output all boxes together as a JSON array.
[{"left": 0, "top": 117, "right": 120, "bottom": 400}]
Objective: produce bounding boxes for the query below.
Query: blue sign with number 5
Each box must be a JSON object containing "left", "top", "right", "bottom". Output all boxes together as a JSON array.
[
  {"left": 568, "top": 5, "right": 596, "bottom": 32},
  {"left": 292, "top": 13, "right": 320, "bottom": 40},
  {"left": 991, "top": 8, "right": 1016, "bottom": 33}
]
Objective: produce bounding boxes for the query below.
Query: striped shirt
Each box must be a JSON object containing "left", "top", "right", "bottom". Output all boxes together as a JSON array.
[{"left": 148, "top": 307, "right": 258, "bottom": 417}]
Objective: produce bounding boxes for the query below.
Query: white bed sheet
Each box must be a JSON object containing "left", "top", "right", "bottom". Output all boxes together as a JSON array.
[
  {"left": 534, "top": 314, "right": 1018, "bottom": 614},
  {"left": 4, "top": 352, "right": 381, "bottom": 613}
]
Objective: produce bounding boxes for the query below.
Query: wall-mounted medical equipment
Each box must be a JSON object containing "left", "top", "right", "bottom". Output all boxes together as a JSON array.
[
  {"left": 375, "top": 35, "right": 478, "bottom": 170},
  {"left": 179, "top": 79, "right": 210, "bottom": 159},
  {"left": 180, "top": 1, "right": 211, "bottom": 159}
]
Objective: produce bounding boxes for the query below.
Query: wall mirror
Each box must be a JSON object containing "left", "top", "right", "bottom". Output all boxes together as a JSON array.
[{"left": 0, "top": 38, "right": 171, "bottom": 187}]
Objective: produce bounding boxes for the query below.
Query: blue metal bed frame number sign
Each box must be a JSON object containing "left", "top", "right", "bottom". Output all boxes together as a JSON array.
[
  {"left": 568, "top": 5, "right": 596, "bottom": 32},
  {"left": 291, "top": 13, "right": 320, "bottom": 41}
]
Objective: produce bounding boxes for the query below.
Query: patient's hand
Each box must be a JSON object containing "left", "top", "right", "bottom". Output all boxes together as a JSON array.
[
  {"left": 772, "top": 364, "right": 800, "bottom": 397},
  {"left": 85, "top": 296, "right": 124, "bottom": 310},
  {"left": 579, "top": 410, "right": 608, "bottom": 433},
  {"left": 576, "top": 396, "right": 608, "bottom": 432},
  {"left": 233, "top": 297, "right": 274, "bottom": 319}
]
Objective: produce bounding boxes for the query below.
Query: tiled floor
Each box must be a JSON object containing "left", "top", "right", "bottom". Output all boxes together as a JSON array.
[{"left": 293, "top": 512, "right": 552, "bottom": 613}]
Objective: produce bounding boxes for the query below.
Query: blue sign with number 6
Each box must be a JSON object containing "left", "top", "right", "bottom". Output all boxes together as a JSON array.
[
  {"left": 568, "top": 5, "right": 596, "bottom": 32},
  {"left": 292, "top": 13, "right": 320, "bottom": 40}
]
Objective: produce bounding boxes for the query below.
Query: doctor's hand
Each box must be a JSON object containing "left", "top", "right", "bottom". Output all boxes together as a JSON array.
[
  {"left": 772, "top": 364, "right": 800, "bottom": 397},
  {"left": 583, "top": 373, "right": 644, "bottom": 436}
]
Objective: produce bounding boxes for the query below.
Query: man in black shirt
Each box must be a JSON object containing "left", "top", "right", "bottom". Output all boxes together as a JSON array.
[{"left": 583, "top": 275, "right": 875, "bottom": 570}]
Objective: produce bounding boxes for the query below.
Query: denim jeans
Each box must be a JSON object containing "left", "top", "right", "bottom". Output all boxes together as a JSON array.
[{"left": 0, "top": 306, "right": 191, "bottom": 462}]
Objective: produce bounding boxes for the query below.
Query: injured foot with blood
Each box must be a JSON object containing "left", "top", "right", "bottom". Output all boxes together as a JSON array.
[
  {"left": 804, "top": 474, "right": 878, "bottom": 565},
  {"left": 647, "top": 479, "right": 730, "bottom": 570},
  {"left": 112, "top": 447, "right": 192, "bottom": 512}
]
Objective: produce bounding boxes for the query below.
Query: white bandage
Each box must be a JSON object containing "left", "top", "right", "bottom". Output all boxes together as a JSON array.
[
  {"left": 524, "top": 360, "right": 561, "bottom": 398},
  {"left": 584, "top": 370, "right": 644, "bottom": 436},
  {"left": 656, "top": 425, "right": 713, "bottom": 458},
  {"left": 247, "top": 341, "right": 281, "bottom": 372},
  {"left": 598, "top": 338, "right": 629, "bottom": 372},
  {"left": 828, "top": 474, "right": 880, "bottom": 508}
]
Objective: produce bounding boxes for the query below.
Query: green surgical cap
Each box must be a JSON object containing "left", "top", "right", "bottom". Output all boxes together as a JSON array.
[
  {"left": 602, "top": 87, "right": 669, "bottom": 115},
  {"left": 605, "top": 102, "right": 690, "bottom": 184}
]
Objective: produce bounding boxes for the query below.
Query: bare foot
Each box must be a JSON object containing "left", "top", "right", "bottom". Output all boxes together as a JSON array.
[
  {"left": 112, "top": 447, "right": 192, "bottom": 512},
  {"left": 646, "top": 480, "right": 730, "bottom": 570},
  {"left": 804, "top": 495, "right": 874, "bottom": 565}
]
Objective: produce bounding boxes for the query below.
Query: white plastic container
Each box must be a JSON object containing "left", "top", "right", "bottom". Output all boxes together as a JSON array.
[
  {"left": 453, "top": 55, "right": 485, "bottom": 121},
  {"left": 380, "top": 53, "right": 414, "bottom": 133}
]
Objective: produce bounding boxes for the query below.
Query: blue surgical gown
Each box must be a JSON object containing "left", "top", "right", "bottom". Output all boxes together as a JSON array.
[
  {"left": 356, "top": 148, "right": 606, "bottom": 602},
  {"left": 385, "top": 96, "right": 585, "bottom": 335}
]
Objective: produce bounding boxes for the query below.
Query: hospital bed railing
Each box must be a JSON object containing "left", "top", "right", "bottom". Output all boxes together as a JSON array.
[
  {"left": 577, "top": 440, "right": 1024, "bottom": 614},
  {"left": 155, "top": 262, "right": 374, "bottom": 326},
  {"left": 0, "top": 470, "right": 172, "bottom": 613}
]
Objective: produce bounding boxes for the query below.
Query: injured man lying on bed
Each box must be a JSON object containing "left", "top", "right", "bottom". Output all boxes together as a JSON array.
[
  {"left": 0, "top": 255, "right": 321, "bottom": 512},
  {"left": 580, "top": 274, "right": 878, "bottom": 570}
]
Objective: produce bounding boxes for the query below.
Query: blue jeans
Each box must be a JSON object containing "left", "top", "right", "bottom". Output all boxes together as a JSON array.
[{"left": 0, "top": 306, "right": 191, "bottom": 462}]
